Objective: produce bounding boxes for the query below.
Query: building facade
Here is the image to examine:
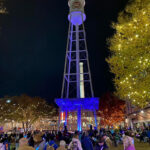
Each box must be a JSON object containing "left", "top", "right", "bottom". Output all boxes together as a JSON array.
[{"left": 126, "top": 102, "right": 150, "bottom": 128}]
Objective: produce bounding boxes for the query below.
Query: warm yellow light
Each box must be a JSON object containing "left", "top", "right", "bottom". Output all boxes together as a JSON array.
[
  {"left": 107, "top": 0, "right": 150, "bottom": 108},
  {"left": 129, "top": 38, "right": 133, "bottom": 41}
]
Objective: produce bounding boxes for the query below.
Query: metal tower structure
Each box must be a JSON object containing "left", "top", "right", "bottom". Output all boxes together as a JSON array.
[
  {"left": 61, "top": 1, "right": 93, "bottom": 99},
  {"left": 55, "top": 0, "right": 99, "bottom": 131}
]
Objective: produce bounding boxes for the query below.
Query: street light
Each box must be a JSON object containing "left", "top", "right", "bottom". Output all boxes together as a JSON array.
[{"left": 6, "top": 99, "right": 11, "bottom": 103}]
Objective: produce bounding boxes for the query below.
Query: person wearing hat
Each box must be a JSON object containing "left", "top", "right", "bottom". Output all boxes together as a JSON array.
[
  {"left": 56, "top": 140, "right": 67, "bottom": 150},
  {"left": 18, "top": 138, "right": 34, "bottom": 150}
]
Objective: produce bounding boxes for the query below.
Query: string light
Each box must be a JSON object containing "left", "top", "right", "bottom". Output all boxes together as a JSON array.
[{"left": 107, "top": 0, "right": 150, "bottom": 108}]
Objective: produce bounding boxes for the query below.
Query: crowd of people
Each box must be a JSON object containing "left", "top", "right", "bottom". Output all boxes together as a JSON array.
[{"left": 0, "top": 126, "right": 150, "bottom": 150}]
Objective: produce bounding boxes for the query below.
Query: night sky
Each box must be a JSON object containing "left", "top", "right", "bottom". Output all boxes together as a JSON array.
[{"left": 0, "top": 0, "right": 129, "bottom": 103}]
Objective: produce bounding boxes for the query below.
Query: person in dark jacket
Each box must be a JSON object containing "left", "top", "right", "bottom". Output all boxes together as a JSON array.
[
  {"left": 95, "top": 137, "right": 105, "bottom": 150},
  {"left": 28, "top": 136, "right": 34, "bottom": 147},
  {"left": 81, "top": 132, "right": 93, "bottom": 150}
]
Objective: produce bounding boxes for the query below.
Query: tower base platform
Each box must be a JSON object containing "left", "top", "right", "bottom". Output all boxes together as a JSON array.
[
  {"left": 55, "top": 98, "right": 99, "bottom": 131},
  {"left": 55, "top": 98, "right": 99, "bottom": 111}
]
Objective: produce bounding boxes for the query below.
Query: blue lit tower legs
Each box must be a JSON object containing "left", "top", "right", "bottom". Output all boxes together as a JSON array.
[{"left": 56, "top": 0, "right": 99, "bottom": 131}]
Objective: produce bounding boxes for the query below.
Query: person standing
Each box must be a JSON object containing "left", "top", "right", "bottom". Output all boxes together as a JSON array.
[
  {"left": 81, "top": 132, "right": 93, "bottom": 150},
  {"left": 56, "top": 140, "right": 67, "bottom": 150},
  {"left": 102, "top": 135, "right": 112, "bottom": 149},
  {"left": 68, "top": 133, "right": 83, "bottom": 150},
  {"left": 33, "top": 133, "right": 46, "bottom": 150},
  {"left": 18, "top": 138, "right": 34, "bottom": 150},
  {"left": 123, "top": 132, "right": 136, "bottom": 150},
  {"left": 95, "top": 137, "right": 105, "bottom": 150},
  {"left": 0, "top": 139, "right": 5, "bottom": 150}
]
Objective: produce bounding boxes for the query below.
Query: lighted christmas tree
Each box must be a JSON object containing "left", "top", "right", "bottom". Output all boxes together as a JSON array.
[{"left": 107, "top": 0, "right": 150, "bottom": 108}]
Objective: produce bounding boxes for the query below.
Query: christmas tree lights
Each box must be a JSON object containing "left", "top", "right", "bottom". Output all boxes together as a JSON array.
[{"left": 107, "top": 0, "right": 150, "bottom": 108}]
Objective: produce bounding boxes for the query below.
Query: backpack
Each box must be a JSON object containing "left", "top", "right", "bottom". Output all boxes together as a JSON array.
[{"left": 71, "top": 141, "right": 79, "bottom": 150}]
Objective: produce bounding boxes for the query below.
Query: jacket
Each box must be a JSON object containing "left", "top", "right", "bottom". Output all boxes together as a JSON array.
[{"left": 81, "top": 136, "right": 93, "bottom": 150}]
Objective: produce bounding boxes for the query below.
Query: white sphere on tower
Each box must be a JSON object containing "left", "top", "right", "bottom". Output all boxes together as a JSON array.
[{"left": 68, "top": 0, "right": 86, "bottom": 25}]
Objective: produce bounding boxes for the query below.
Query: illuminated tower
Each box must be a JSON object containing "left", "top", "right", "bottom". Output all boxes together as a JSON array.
[{"left": 55, "top": 0, "right": 99, "bottom": 131}]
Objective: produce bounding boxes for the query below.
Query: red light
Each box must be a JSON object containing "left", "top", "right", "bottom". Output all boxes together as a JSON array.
[{"left": 61, "top": 112, "right": 65, "bottom": 121}]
